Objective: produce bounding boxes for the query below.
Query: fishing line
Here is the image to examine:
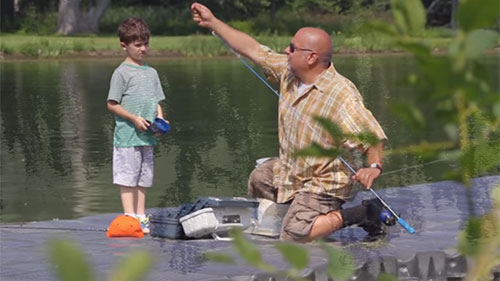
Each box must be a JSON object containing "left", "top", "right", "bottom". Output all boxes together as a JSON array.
[
  {"left": 1, "top": 225, "right": 107, "bottom": 232},
  {"left": 380, "top": 159, "right": 447, "bottom": 177},
  {"left": 213, "top": 32, "right": 417, "bottom": 233}
]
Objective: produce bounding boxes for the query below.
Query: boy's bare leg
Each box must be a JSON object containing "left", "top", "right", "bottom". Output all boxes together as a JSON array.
[
  {"left": 135, "top": 187, "right": 146, "bottom": 215},
  {"left": 120, "top": 186, "right": 135, "bottom": 214}
]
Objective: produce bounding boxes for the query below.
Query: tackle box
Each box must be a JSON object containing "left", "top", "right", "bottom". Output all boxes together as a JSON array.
[
  {"left": 149, "top": 206, "right": 190, "bottom": 239},
  {"left": 150, "top": 197, "right": 258, "bottom": 240}
]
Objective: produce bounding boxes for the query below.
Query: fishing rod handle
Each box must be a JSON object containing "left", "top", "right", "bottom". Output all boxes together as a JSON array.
[{"left": 397, "top": 218, "right": 416, "bottom": 234}]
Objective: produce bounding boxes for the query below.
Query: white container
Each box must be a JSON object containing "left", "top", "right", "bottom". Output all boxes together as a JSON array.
[
  {"left": 179, "top": 208, "right": 218, "bottom": 238},
  {"left": 211, "top": 206, "right": 254, "bottom": 229},
  {"left": 249, "top": 198, "right": 290, "bottom": 238},
  {"left": 179, "top": 207, "right": 245, "bottom": 240}
]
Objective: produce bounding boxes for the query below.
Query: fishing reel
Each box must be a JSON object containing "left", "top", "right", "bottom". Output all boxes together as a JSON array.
[
  {"left": 380, "top": 210, "right": 397, "bottom": 226},
  {"left": 148, "top": 118, "right": 170, "bottom": 135}
]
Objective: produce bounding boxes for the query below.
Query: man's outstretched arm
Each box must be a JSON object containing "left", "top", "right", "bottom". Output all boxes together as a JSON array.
[{"left": 191, "top": 2, "right": 261, "bottom": 63}]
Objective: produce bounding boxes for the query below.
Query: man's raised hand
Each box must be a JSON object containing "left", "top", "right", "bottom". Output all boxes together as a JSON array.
[{"left": 191, "top": 2, "right": 215, "bottom": 28}]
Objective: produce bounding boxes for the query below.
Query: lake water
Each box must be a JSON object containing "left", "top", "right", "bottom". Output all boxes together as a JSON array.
[{"left": 1, "top": 55, "right": 498, "bottom": 223}]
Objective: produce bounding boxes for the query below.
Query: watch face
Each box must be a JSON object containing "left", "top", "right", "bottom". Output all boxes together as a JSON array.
[{"left": 370, "top": 163, "right": 382, "bottom": 171}]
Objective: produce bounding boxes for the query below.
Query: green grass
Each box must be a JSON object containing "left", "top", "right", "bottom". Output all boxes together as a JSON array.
[{"left": 0, "top": 33, "right": 454, "bottom": 58}]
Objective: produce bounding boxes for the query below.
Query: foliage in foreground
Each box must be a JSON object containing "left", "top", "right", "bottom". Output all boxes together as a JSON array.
[
  {"left": 205, "top": 228, "right": 356, "bottom": 281},
  {"left": 49, "top": 239, "right": 153, "bottom": 281},
  {"left": 297, "top": 0, "right": 500, "bottom": 279}
]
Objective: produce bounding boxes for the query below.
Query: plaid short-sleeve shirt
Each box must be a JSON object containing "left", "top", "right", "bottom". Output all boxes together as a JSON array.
[{"left": 255, "top": 45, "right": 388, "bottom": 203}]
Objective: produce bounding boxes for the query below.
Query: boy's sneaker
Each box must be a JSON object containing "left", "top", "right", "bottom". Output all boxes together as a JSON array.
[{"left": 139, "top": 216, "right": 150, "bottom": 234}]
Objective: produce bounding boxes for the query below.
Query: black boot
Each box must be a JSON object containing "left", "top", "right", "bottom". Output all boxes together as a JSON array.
[{"left": 358, "top": 199, "right": 387, "bottom": 242}]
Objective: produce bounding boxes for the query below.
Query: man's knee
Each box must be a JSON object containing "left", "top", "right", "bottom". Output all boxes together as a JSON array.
[
  {"left": 247, "top": 168, "right": 260, "bottom": 196},
  {"left": 279, "top": 193, "right": 345, "bottom": 242},
  {"left": 279, "top": 202, "right": 316, "bottom": 241}
]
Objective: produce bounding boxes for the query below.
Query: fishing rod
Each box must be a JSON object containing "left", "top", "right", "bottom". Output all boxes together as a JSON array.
[
  {"left": 1, "top": 225, "right": 107, "bottom": 232},
  {"left": 337, "top": 156, "right": 416, "bottom": 234},
  {"left": 212, "top": 32, "right": 416, "bottom": 234},
  {"left": 212, "top": 31, "right": 280, "bottom": 99}
]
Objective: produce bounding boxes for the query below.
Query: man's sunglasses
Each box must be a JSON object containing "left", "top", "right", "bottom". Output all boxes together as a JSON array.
[{"left": 289, "top": 43, "right": 314, "bottom": 53}]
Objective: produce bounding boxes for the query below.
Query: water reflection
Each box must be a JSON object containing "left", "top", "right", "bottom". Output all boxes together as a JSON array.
[{"left": 1, "top": 56, "right": 498, "bottom": 223}]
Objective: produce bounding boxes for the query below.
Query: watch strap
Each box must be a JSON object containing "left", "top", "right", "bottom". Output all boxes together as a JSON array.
[{"left": 369, "top": 163, "right": 383, "bottom": 173}]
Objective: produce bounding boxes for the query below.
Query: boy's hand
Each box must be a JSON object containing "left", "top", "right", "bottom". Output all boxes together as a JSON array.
[
  {"left": 133, "top": 116, "right": 149, "bottom": 131},
  {"left": 153, "top": 117, "right": 170, "bottom": 136},
  {"left": 191, "top": 2, "right": 215, "bottom": 28}
]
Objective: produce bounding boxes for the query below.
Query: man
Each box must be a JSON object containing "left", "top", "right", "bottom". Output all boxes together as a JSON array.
[{"left": 191, "top": 2, "right": 390, "bottom": 242}]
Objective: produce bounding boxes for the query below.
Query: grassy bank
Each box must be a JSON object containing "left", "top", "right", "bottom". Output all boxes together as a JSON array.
[{"left": 0, "top": 33, "right": 454, "bottom": 59}]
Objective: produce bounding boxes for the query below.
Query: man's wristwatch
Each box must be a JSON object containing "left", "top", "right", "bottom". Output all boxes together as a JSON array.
[{"left": 369, "top": 163, "right": 383, "bottom": 173}]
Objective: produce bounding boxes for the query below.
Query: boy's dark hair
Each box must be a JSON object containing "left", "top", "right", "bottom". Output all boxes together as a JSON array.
[{"left": 118, "top": 17, "right": 151, "bottom": 45}]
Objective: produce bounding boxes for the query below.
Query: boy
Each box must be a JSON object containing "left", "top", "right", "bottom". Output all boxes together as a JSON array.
[{"left": 107, "top": 17, "right": 166, "bottom": 234}]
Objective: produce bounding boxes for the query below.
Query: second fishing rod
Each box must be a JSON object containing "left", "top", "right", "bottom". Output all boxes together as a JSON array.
[{"left": 212, "top": 31, "right": 415, "bottom": 234}]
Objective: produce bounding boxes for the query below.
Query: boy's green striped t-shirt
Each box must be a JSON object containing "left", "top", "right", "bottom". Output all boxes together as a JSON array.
[{"left": 107, "top": 63, "right": 165, "bottom": 147}]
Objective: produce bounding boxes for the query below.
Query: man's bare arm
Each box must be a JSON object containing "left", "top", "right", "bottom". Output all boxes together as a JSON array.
[{"left": 191, "top": 2, "right": 261, "bottom": 63}]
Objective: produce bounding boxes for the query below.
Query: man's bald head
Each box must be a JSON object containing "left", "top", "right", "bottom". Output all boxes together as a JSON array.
[{"left": 294, "top": 27, "right": 332, "bottom": 67}]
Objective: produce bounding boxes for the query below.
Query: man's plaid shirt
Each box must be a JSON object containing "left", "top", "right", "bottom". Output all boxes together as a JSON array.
[{"left": 255, "top": 45, "right": 388, "bottom": 203}]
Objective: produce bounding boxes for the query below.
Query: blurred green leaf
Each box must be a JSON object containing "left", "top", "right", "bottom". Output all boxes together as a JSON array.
[
  {"left": 387, "top": 141, "right": 454, "bottom": 160},
  {"left": 377, "top": 273, "right": 400, "bottom": 281},
  {"left": 410, "top": 56, "right": 457, "bottom": 102},
  {"left": 364, "top": 21, "right": 398, "bottom": 36},
  {"left": 391, "top": 0, "right": 426, "bottom": 35},
  {"left": 494, "top": 102, "right": 500, "bottom": 119},
  {"left": 444, "top": 123, "right": 459, "bottom": 142},
  {"left": 275, "top": 242, "right": 309, "bottom": 270},
  {"left": 49, "top": 240, "right": 96, "bottom": 281},
  {"left": 457, "top": 0, "right": 500, "bottom": 31},
  {"left": 460, "top": 140, "right": 500, "bottom": 178},
  {"left": 204, "top": 252, "right": 235, "bottom": 264},
  {"left": 389, "top": 103, "right": 425, "bottom": 132},
  {"left": 321, "top": 242, "right": 355, "bottom": 281},
  {"left": 464, "top": 30, "right": 499, "bottom": 58},
  {"left": 109, "top": 251, "right": 153, "bottom": 281},
  {"left": 458, "top": 217, "right": 482, "bottom": 256},
  {"left": 397, "top": 41, "right": 431, "bottom": 58},
  {"left": 458, "top": 213, "right": 500, "bottom": 258},
  {"left": 293, "top": 142, "right": 341, "bottom": 159},
  {"left": 230, "top": 228, "right": 276, "bottom": 272},
  {"left": 347, "top": 132, "right": 380, "bottom": 147},
  {"left": 313, "top": 116, "right": 344, "bottom": 142},
  {"left": 391, "top": 0, "right": 406, "bottom": 34}
]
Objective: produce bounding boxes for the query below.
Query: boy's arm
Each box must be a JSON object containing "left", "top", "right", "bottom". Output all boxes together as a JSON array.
[
  {"left": 107, "top": 100, "right": 149, "bottom": 131},
  {"left": 156, "top": 104, "right": 164, "bottom": 120}
]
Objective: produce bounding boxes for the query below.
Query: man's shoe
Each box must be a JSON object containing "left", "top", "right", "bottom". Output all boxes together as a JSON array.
[
  {"left": 359, "top": 221, "right": 386, "bottom": 242},
  {"left": 358, "top": 199, "right": 389, "bottom": 241}
]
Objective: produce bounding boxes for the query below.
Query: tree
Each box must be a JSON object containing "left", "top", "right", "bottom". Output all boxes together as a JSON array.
[{"left": 56, "top": 0, "right": 110, "bottom": 35}]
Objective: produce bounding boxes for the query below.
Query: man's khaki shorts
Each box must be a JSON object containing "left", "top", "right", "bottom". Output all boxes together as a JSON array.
[{"left": 248, "top": 158, "right": 345, "bottom": 241}]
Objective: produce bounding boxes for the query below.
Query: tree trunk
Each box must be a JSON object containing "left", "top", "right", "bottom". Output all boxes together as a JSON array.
[
  {"left": 14, "top": 0, "right": 21, "bottom": 12},
  {"left": 451, "top": 0, "right": 458, "bottom": 30},
  {"left": 56, "top": 0, "right": 110, "bottom": 35}
]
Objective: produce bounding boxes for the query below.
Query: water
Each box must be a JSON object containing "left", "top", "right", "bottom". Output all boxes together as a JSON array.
[{"left": 1, "top": 55, "right": 498, "bottom": 223}]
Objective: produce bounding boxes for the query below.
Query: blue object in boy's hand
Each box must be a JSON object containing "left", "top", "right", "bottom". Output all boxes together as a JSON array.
[{"left": 148, "top": 118, "right": 170, "bottom": 135}]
